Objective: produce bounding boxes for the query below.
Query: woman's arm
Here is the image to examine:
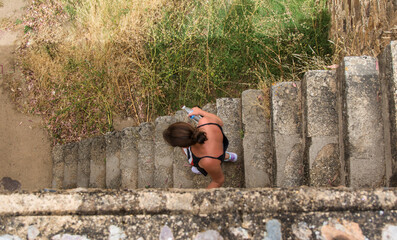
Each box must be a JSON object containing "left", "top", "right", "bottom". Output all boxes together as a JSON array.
[
  {"left": 188, "top": 107, "right": 223, "bottom": 126},
  {"left": 199, "top": 158, "right": 225, "bottom": 189}
]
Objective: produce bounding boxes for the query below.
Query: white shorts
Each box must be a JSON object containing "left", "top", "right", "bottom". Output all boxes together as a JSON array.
[{"left": 183, "top": 147, "right": 193, "bottom": 165}]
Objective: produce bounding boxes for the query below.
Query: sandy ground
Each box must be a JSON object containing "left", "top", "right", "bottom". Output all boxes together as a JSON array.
[{"left": 0, "top": 0, "right": 52, "bottom": 191}]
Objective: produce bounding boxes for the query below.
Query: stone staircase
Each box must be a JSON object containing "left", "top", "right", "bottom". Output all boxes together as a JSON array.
[
  {"left": 51, "top": 41, "right": 397, "bottom": 190},
  {"left": 2, "top": 41, "right": 397, "bottom": 240}
]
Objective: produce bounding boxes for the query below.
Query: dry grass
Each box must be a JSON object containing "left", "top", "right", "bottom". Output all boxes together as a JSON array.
[
  {"left": 327, "top": 0, "right": 397, "bottom": 61},
  {"left": 17, "top": 0, "right": 168, "bottom": 143},
  {"left": 14, "top": 0, "right": 332, "bottom": 144}
]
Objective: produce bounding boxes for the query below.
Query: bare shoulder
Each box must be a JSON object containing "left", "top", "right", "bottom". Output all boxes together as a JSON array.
[{"left": 198, "top": 117, "right": 223, "bottom": 127}]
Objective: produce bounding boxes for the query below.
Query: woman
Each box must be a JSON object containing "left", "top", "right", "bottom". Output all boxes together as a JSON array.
[{"left": 163, "top": 107, "right": 237, "bottom": 189}]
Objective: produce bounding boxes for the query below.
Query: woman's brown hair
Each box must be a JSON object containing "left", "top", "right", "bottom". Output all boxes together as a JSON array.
[{"left": 163, "top": 122, "right": 207, "bottom": 147}]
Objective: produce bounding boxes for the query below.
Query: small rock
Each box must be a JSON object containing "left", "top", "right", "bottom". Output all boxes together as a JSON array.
[
  {"left": 108, "top": 225, "right": 126, "bottom": 240},
  {"left": 382, "top": 225, "right": 397, "bottom": 240},
  {"left": 292, "top": 222, "right": 312, "bottom": 240},
  {"left": 264, "top": 219, "right": 282, "bottom": 240},
  {"left": 194, "top": 230, "right": 223, "bottom": 240},
  {"left": 159, "top": 225, "right": 174, "bottom": 240},
  {"left": 0, "top": 235, "right": 22, "bottom": 240},
  {"left": 229, "top": 227, "right": 250, "bottom": 239},
  {"left": 321, "top": 219, "right": 365, "bottom": 240},
  {"left": 27, "top": 225, "right": 40, "bottom": 240},
  {"left": 51, "top": 234, "right": 89, "bottom": 240}
]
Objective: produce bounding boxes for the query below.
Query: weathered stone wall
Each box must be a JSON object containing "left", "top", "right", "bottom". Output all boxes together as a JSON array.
[
  {"left": 328, "top": 0, "right": 397, "bottom": 57},
  {"left": 0, "top": 188, "right": 396, "bottom": 239}
]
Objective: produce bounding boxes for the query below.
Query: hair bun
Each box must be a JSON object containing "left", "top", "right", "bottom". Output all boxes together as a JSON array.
[{"left": 193, "top": 129, "right": 207, "bottom": 144}]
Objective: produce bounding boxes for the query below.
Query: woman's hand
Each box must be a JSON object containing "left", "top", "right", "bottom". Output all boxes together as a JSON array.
[
  {"left": 187, "top": 107, "right": 203, "bottom": 118},
  {"left": 188, "top": 107, "right": 223, "bottom": 126}
]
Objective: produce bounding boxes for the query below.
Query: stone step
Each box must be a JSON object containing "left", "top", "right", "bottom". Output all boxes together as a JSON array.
[
  {"left": 62, "top": 142, "right": 78, "bottom": 189},
  {"left": 105, "top": 131, "right": 121, "bottom": 189},
  {"left": 379, "top": 40, "right": 397, "bottom": 187},
  {"left": 77, "top": 138, "right": 91, "bottom": 188},
  {"left": 242, "top": 89, "right": 273, "bottom": 187},
  {"left": 302, "top": 70, "right": 340, "bottom": 187},
  {"left": 120, "top": 127, "right": 139, "bottom": 189},
  {"left": 337, "top": 56, "right": 385, "bottom": 187},
  {"left": 137, "top": 122, "right": 155, "bottom": 188},
  {"left": 216, "top": 98, "right": 245, "bottom": 188},
  {"left": 50, "top": 42, "right": 397, "bottom": 190},
  {"left": 272, "top": 82, "right": 303, "bottom": 187},
  {"left": 89, "top": 136, "right": 106, "bottom": 188},
  {"left": 51, "top": 144, "right": 64, "bottom": 189},
  {"left": 154, "top": 116, "right": 176, "bottom": 188}
]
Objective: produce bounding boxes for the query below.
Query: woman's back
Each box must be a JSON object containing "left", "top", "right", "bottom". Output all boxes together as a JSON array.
[{"left": 191, "top": 122, "right": 224, "bottom": 158}]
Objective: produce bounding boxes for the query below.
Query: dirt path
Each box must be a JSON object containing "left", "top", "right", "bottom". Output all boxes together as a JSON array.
[{"left": 0, "top": 0, "right": 52, "bottom": 191}]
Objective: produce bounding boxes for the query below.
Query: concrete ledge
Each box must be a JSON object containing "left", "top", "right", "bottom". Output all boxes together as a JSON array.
[
  {"left": 1, "top": 188, "right": 396, "bottom": 216},
  {"left": 1, "top": 188, "right": 397, "bottom": 239}
]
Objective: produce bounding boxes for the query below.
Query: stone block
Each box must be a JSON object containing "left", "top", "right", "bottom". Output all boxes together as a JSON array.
[
  {"left": 173, "top": 147, "right": 195, "bottom": 189},
  {"left": 172, "top": 111, "right": 195, "bottom": 189},
  {"left": 154, "top": 116, "right": 176, "bottom": 188},
  {"left": 77, "top": 138, "right": 92, "bottom": 188},
  {"left": 272, "top": 82, "right": 302, "bottom": 135},
  {"left": 310, "top": 143, "right": 340, "bottom": 187},
  {"left": 51, "top": 144, "right": 64, "bottom": 189},
  {"left": 242, "top": 89, "right": 272, "bottom": 187},
  {"left": 217, "top": 98, "right": 244, "bottom": 188},
  {"left": 137, "top": 122, "right": 155, "bottom": 189},
  {"left": 337, "top": 56, "right": 385, "bottom": 187},
  {"left": 120, "top": 127, "right": 139, "bottom": 189},
  {"left": 283, "top": 143, "right": 304, "bottom": 187},
  {"left": 89, "top": 136, "right": 106, "bottom": 188},
  {"left": 242, "top": 89, "right": 269, "bottom": 132},
  {"left": 63, "top": 142, "right": 78, "bottom": 189},
  {"left": 379, "top": 41, "right": 397, "bottom": 187},
  {"left": 303, "top": 71, "right": 338, "bottom": 137},
  {"left": 302, "top": 71, "right": 340, "bottom": 186},
  {"left": 272, "top": 82, "right": 302, "bottom": 187},
  {"left": 105, "top": 131, "right": 121, "bottom": 189},
  {"left": 242, "top": 133, "right": 272, "bottom": 188}
]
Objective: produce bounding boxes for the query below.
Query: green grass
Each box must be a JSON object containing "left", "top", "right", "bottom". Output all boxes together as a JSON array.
[
  {"left": 18, "top": 0, "right": 333, "bottom": 143},
  {"left": 143, "top": 0, "right": 332, "bottom": 116}
]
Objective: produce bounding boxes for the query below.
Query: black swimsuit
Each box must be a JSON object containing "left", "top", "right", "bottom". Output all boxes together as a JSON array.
[{"left": 189, "top": 123, "right": 229, "bottom": 176}]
